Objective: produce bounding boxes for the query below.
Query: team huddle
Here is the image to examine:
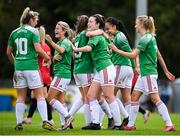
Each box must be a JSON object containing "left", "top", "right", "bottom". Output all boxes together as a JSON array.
[{"left": 6, "top": 7, "right": 176, "bottom": 132}]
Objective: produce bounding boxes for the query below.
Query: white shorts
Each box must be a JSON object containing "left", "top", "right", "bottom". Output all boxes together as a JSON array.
[
  {"left": 114, "top": 65, "right": 134, "bottom": 88},
  {"left": 13, "top": 70, "right": 43, "bottom": 89},
  {"left": 93, "top": 65, "right": 116, "bottom": 86},
  {"left": 134, "top": 75, "right": 158, "bottom": 95},
  {"left": 74, "top": 73, "right": 94, "bottom": 87},
  {"left": 50, "top": 76, "right": 71, "bottom": 92}
]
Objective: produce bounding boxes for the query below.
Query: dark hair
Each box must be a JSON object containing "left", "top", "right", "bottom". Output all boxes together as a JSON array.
[
  {"left": 106, "top": 17, "right": 133, "bottom": 48},
  {"left": 75, "top": 15, "right": 89, "bottom": 34},
  {"left": 92, "top": 14, "right": 105, "bottom": 29}
]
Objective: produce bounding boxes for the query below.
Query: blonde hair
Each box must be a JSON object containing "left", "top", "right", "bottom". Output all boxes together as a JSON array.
[
  {"left": 20, "top": 7, "right": 39, "bottom": 25},
  {"left": 38, "top": 26, "right": 46, "bottom": 43},
  {"left": 137, "top": 15, "right": 155, "bottom": 36},
  {"left": 57, "top": 21, "right": 73, "bottom": 41}
]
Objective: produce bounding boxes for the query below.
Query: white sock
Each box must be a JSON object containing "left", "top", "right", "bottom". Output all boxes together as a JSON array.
[
  {"left": 156, "top": 101, "right": 173, "bottom": 126},
  {"left": 69, "top": 99, "right": 84, "bottom": 116},
  {"left": 89, "top": 100, "right": 101, "bottom": 124},
  {"left": 109, "top": 100, "right": 121, "bottom": 126},
  {"left": 49, "top": 99, "right": 69, "bottom": 117},
  {"left": 84, "top": 103, "right": 91, "bottom": 125},
  {"left": 124, "top": 101, "right": 131, "bottom": 114},
  {"left": 116, "top": 98, "right": 129, "bottom": 118},
  {"left": 37, "top": 98, "right": 48, "bottom": 121},
  {"left": 99, "top": 107, "right": 105, "bottom": 124},
  {"left": 128, "top": 101, "right": 139, "bottom": 127},
  {"left": 99, "top": 99, "right": 112, "bottom": 118},
  {"left": 59, "top": 103, "right": 67, "bottom": 126},
  {"left": 16, "top": 101, "right": 26, "bottom": 124}
]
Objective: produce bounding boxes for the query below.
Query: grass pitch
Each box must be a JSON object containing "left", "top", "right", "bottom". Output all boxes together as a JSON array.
[{"left": 0, "top": 112, "right": 179, "bottom": 135}]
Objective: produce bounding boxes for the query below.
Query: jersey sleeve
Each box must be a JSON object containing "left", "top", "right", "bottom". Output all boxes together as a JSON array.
[
  {"left": 136, "top": 34, "right": 151, "bottom": 52},
  {"left": 32, "top": 29, "right": 40, "bottom": 43},
  {"left": 61, "top": 41, "right": 72, "bottom": 52},
  {"left": 116, "top": 33, "right": 132, "bottom": 51}
]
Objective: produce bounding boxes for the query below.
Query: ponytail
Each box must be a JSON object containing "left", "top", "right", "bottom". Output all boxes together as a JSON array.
[
  {"left": 38, "top": 26, "right": 46, "bottom": 43},
  {"left": 20, "top": 7, "right": 39, "bottom": 26},
  {"left": 137, "top": 15, "right": 156, "bottom": 36},
  {"left": 106, "top": 17, "right": 133, "bottom": 48}
]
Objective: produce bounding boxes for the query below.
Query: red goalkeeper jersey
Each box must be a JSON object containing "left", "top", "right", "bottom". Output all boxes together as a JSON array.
[{"left": 38, "top": 42, "right": 52, "bottom": 85}]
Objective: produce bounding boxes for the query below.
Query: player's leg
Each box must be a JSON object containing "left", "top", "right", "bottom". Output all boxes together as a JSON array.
[
  {"left": 150, "top": 93, "right": 175, "bottom": 131},
  {"left": 86, "top": 81, "right": 101, "bottom": 130},
  {"left": 13, "top": 71, "right": 28, "bottom": 131},
  {"left": 15, "top": 88, "right": 27, "bottom": 131}
]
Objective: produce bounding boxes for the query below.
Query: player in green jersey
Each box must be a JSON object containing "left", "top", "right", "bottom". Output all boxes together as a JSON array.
[
  {"left": 72, "top": 14, "right": 121, "bottom": 130},
  {"left": 6, "top": 7, "right": 55, "bottom": 131},
  {"left": 109, "top": 15, "right": 176, "bottom": 132},
  {"left": 67, "top": 15, "right": 93, "bottom": 129},
  {"left": 22, "top": 26, "right": 53, "bottom": 125},
  {"left": 105, "top": 17, "right": 137, "bottom": 128},
  {"left": 46, "top": 21, "right": 73, "bottom": 130}
]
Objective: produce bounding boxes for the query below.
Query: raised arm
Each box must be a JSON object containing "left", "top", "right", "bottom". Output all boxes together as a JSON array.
[
  {"left": 86, "top": 29, "right": 110, "bottom": 39},
  {"left": 86, "top": 29, "right": 104, "bottom": 37},
  {"left": 46, "top": 34, "right": 65, "bottom": 54}
]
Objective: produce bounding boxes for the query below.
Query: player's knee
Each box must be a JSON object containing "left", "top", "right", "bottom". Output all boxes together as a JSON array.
[
  {"left": 104, "top": 95, "right": 115, "bottom": 103},
  {"left": 151, "top": 97, "right": 159, "bottom": 104},
  {"left": 131, "top": 93, "right": 139, "bottom": 101},
  {"left": 87, "top": 92, "right": 96, "bottom": 101}
]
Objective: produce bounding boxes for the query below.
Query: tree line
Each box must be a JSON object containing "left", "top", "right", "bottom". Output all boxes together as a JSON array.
[{"left": 0, "top": 0, "right": 179, "bottom": 79}]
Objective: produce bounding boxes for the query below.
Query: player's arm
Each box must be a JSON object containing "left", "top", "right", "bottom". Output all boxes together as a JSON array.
[
  {"left": 86, "top": 29, "right": 103, "bottom": 37},
  {"left": 6, "top": 46, "right": 15, "bottom": 64},
  {"left": 157, "top": 50, "right": 175, "bottom": 81},
  {"left": 86, "top": 29, "right": 109, "bottom": 39},
  {"left": 46, "top": 34, "right": 65, "bottom": 54},
  {"left": 109, "top": 43, "right": 140, "bottom": 59},
  {"left": 72, "top": 44, "right": 92, "bottom": 52},
  {"left": 34, "top": 43, "right": 51, "bottom": 62}
]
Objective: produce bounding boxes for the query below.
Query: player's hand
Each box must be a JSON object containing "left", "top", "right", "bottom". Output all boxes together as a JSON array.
[
  {"left": 133, "top": 67, "right": 140, "bottom": 76},
  {"left": 53, "top": 54, "right": 62, "bottom": 62},
  {"left": 103, "top": 32, "right": 110, "bottom": 39},
  {"left": 71, "top": 43, "right": 78, "bottom": 52},
  {"left": 43, "top": 59, "right": 51, "bottom": 67},
  {"left": 165, "top": 71, "right": 175, "bottom": 81},
  {"left": 44, "top": 58, "right": 51, "bottom": 67},
  {"left": 109, "top": 43, "right": 118, "bottom": 52},
  {"left": 45, "top": 34, "right": 52, "bottom": 44}
]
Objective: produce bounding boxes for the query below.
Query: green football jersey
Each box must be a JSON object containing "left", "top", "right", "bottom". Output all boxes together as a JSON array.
[
  {"left": 87, "top": 35, "right": 112, "bottom": 72},
  {"left": 111, "top": 31, "right": 135, "bottom": 68},
  {"left": 8, "top": 25, "right": 40, "bottom": 70},
  {"left": 53, "top": 38, "right": 72, "bottom": 79},
  {"left": 73, "top": 30, "right": 94, "bottom": 74},
  {"left": 136, "top": 32, "right": 158, "bottom": 76}
]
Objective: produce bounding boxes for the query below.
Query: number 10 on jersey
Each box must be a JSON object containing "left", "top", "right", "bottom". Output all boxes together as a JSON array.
[{"left": 15, "top": 38, "right": 28, "bottom": 55}]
